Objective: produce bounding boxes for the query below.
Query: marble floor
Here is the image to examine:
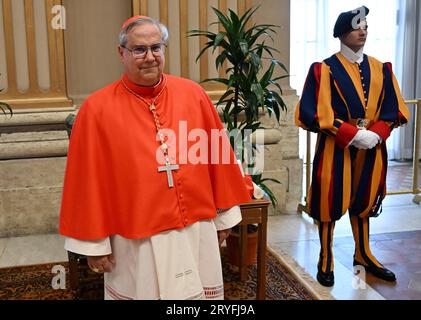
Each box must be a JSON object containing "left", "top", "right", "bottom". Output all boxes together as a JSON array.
[
  {"left": 0, "top": 194, "right": 420, "bottom": 300},
  {"left": 267, "top": 193, "right": 421, "bottom": 300}
]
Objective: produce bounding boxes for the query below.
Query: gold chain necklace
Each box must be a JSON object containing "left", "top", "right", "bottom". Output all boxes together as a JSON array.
[{"left": 121, "top": 77, "right": 179, "bottom": 188}]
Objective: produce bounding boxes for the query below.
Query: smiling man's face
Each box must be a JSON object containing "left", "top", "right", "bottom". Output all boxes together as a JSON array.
[{"left": 119, "top": 23, "right": 165, "bottom": 86}]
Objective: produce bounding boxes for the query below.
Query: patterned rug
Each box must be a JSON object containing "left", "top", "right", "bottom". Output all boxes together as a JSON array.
[{"left": 0, "top": 249, "right": 315, "bottom": 300}]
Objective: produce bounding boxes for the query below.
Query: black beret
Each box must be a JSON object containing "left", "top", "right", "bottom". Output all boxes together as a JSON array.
[{"left": 333, "top": 6, "right": 369, "bottom": 38}]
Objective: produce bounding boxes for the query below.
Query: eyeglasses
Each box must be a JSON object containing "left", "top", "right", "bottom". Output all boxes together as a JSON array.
[{"left": 121, "top": 43, "right": 166, "bottom": 58}]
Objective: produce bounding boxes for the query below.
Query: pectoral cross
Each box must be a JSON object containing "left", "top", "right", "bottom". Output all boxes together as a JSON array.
[{"left": 158, "top": 162, "right": 179, "bottom": 188}]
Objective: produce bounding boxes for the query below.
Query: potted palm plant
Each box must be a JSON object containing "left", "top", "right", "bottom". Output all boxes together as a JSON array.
[
  {"left": 189, "top": 5, "right": 288, "bottom": 207},
  {"left": 189, "top": 6, "right": 288, "bottom": 267}
]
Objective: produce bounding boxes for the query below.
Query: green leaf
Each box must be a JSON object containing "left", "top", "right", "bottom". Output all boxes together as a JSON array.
[
  {"left": 223, "top": 99, "right": 234, "bottom": 125},
  {"left": 260, "top": 44, "right": 280, "bottom": 56},
  {"left": 271, "top": 75, "right": 289, "bottom": 83},
  {"left": 196, "top": 43, "right": 213, "bottom": 62},
  {"left": 249, "top": 27, "right": 275, "bottom": 45},
  {"left": 272, "top": 91, "right": 287, "bottom": 111},
  {"left": 223, "top": 105, "right": 231, "bottom": 125},
  {"left": 239, "top": 6, "right": 261, "bottom": 31},
  {"left": 211, "top": 7, "right": 232, "bottom": 33},
  {"left": 214, "top": 32, "right": 226, "bottom": 48},
  {"left": 0, "top": 102, "right": 12, "bottom": 116},
  {"left": 228, "top": 9, "right": 241, "bottom": 32},
  {"left": 260, "top": 184, "right": 278, "bottom": 207},
  {"left": 260, "top": 178, "right": 282, "bottom": 184},
  {"left": 187, "top": 30, "right": 215, "bottom": 38},
  {"left": 269, "top": 99, "right": 281, "bottom": 123},
  {"left": 260, "top": 61, "right": 276, "bottom": 87},
  {"left": 268, "top": 80, "right": 283, "bottom": 93},
  {"left": 273, "top": 60, "right": 289, "bottom": 73},
  {"left": 215, "top": 52, "right": 227, "bottom": 70},
  {"left": 251, "top": 83, "right": 264, "bottom": 104},
  {"left": 199, "top": 78, "right": 230, "bottom": 86},
  {"left": 248, "top": 52, "right": 262, "bottom": 70},
  {"left": 239, "top": 40, "right": 249, "bottom": 56},
  {"left": 217, "top": 90, "right": 235, "bottom": 106}
]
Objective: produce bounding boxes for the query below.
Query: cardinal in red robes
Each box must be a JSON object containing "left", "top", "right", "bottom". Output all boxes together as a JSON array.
[{"left": 59, "top": 15, "right": 251, "bottom": 300}]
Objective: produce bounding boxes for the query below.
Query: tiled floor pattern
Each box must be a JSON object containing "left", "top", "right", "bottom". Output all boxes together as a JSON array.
[
  {"left": 387, "top": 161, "right": 420, "bottom": 193},
  {"left": 333, "top": 230, "right": 421, "bottom": 300},
  {"left": 267, "top": 194, "right": 421, "bottom": 300}
]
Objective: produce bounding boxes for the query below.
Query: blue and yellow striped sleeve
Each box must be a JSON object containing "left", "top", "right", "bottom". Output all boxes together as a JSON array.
[
  {"left": 295, "top": 62, "right": 358, "bottom": 149},
  {"left": 368, "top": 62, "right": 410, "bottom": 141}
]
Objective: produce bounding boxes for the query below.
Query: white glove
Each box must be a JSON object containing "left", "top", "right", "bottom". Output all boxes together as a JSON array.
[{"left": 351, "top": 130, "right": 381, "bottom": 149}]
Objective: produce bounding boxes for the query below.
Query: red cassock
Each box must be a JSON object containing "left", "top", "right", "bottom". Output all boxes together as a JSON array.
[{"left": 60, "top": 74, "right": 251, "bottom": 240}]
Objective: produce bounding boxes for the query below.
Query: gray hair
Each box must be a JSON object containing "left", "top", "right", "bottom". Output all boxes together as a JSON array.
[{"left": 119, "top": 17, "right": 169, "bottom": 47}]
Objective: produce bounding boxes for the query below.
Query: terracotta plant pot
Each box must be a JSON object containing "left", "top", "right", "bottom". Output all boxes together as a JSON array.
[{"left": 226, "top": 227, "right": 258, "bottom": 266}]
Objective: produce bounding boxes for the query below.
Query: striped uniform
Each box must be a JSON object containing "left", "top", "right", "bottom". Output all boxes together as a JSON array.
[
  {"left": 296, "top": 53, "right": 410, "bottom": 274},
  {"left": 296, "top": 53, "right": 410, "bottom": 223}
]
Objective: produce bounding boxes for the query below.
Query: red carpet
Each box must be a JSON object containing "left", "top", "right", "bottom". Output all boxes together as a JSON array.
[{"left": 0, "top": 249, "right": 315, "bottom": 300}]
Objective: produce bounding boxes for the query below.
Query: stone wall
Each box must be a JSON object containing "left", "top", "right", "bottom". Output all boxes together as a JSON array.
[
  {"left": 0, "top": 157, "right": 67, "bottom": 237},
  {"left": 0, "top": 109, "right": 72, "bottom": 237},
  {"left": 259, "top": 90, "right": 302, "bottom": 216}
]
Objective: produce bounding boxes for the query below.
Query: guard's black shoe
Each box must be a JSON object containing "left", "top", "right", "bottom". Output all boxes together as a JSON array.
[
  {"left": 353, "top": 260, "right": 396, "bottom": 282},
  {"left": 316, "top": 269, "right": 335, "bottom": 287}
]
